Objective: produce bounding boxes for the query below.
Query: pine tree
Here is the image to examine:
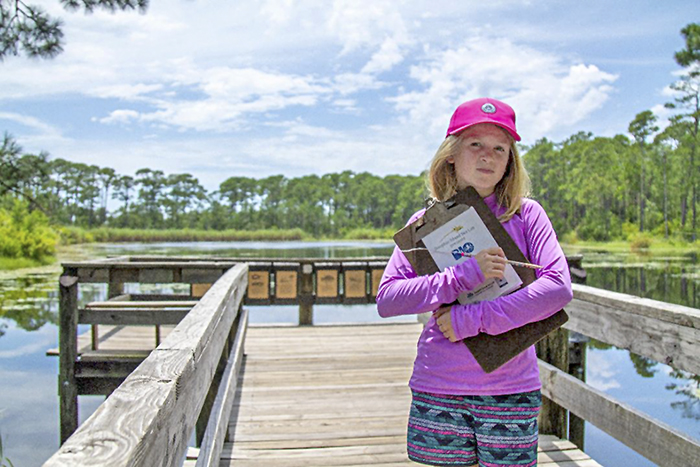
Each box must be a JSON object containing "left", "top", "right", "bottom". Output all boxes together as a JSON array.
[{"left": 0, "top": 0, "right": 148, "bottom": 60}]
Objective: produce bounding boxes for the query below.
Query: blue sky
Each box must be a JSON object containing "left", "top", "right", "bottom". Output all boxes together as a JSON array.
[{"left": 1, "top": 0, "right": 698, "bottom": 191}]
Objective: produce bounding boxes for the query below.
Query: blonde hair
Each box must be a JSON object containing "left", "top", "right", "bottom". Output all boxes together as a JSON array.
[{"left": 427, "top": 129, "right": 531, "bottom": 222}]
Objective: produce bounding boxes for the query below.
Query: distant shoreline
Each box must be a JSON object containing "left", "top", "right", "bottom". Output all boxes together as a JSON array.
[{"left": 1, "top": 232, "right": 697, "bottom": 273}]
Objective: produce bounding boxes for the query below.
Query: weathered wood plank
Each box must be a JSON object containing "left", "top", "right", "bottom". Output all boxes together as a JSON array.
[
  {"left": 222, "top": 324, "right": 600, "bottom": 467},
  {"left": 539, "top": 360, "right": 700, "bottom": 467},
  {"left": 79, "top": 308, "right": 190, "bottom": 325},
  {"left": 63, "top": 260, "right": 239, "bottom": 269},
  {"left": 196, "top": 308, "right": 249, "bottom": 467},
  {"left": 58, "top": 274, "right": 79, "bottom": 444},
  {"left": 77, "top": 267, "right": 109, "bottom": 283},
  {"left": 44, "top": 264, "right": 248, "bottom": 467},
  {"left": 565, "top": 297, "right": 700, "bottom": 375},
  {"left": 572, "top": 283, "right": 700, "bottom": 329},
  {"left": 86, "top": 300, "right": 198, "bottom": 308},
  {"left": 182, "top": 268, "right": 226, "bottom": 283},
  {"left": 138, "top": 268, "right": 175, "bottom": 283}
]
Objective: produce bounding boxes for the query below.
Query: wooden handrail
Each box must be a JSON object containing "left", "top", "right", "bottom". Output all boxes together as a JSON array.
[
  {"left": 539, "top": 360, "right": 700, "bottom": 467},
  {"left": 540, "top": 284, "right": 700, "bottom": 465},
  {"left": 44, "top": 263, "right": 248, "bottom": 466},
  {"left": 567, "top": 284, "right": 700, "bottom": 375},
  {"left": 195, "top": 307, "right": 249, "bottom": 467}
]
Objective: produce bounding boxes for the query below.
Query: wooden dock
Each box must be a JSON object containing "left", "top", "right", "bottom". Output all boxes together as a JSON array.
[
  {"left": 210, "top": 322, "right": 600, "bottom": 467},
  {"left": 44, "top": 256, "right": 700, "bottom": 467}
]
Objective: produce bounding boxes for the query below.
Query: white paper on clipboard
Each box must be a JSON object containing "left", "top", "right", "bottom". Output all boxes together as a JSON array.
[{"left": 421, "top": 206, "right": 522, "bottom": 304}]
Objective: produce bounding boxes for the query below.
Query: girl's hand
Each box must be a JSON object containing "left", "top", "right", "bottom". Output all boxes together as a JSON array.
[
  {"left": 434, "top": 305, "right": 459, "bottom": 342},
  {"left": 475, "top": 247, "right": 507, "bottom": 280}
]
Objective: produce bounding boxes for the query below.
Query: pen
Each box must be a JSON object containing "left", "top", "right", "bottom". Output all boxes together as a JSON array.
[{"left": 399, "top": 247, "right": 543, "bottom": 270}]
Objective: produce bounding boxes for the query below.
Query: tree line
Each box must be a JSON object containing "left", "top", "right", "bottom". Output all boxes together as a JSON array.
[
  {"left": 527, "top": 24, "right": 699, "bottom": 242},
  {"left": 1, "top": 114, "right": 696, "bottom": 242},
  {"left": 1, "top": 24, "right": 698, "bottom": 243},
  {"left": 0, "top": 145, "right": 428, "bottom": 236}
]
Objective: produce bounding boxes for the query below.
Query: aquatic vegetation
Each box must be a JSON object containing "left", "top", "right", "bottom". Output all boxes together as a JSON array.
[{"left": 0, "top": 275, "right": 59, "bottom": 331}]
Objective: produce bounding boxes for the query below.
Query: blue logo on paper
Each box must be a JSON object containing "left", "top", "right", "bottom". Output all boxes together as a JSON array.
[{"left": 451, "top": 242, "right": 475, "bottom": 260}]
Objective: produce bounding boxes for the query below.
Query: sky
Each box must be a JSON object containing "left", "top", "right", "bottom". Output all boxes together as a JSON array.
[{"left": 1, "top": 0, "right": 698, "bottom": 191}]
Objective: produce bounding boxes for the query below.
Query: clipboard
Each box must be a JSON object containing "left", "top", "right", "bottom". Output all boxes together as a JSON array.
[{"left": 393, "top": 187, "right": 568, "bottom": 373}]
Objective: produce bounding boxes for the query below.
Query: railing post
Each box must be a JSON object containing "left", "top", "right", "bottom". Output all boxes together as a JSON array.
[
  {"left": 536, "top": 326, "right": 569, "bottom": 440},
  {"left": 59, "top": 271, "right": 79, "bottom": 444},
  {"left": 107, "top": 267, "right": 124, "bottom": 298},
  {"left": 299, "top": 262, "right": 314, "bottom": 325},
  {"left": 568, "top": 333, "right": 588, "bottom": 449}
]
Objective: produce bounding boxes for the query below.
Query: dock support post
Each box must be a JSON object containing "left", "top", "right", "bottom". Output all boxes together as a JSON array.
[
  {"left": 536, "top": 326, "right": 569, "bottom": 440},
  {"left": 107, "top": 268, "right": 124, "bottom": 299},
  {"left": 59, "top": 272, "right": 79, "bottom": 444},
  {"left": 299, "top": 262, "right": 314, "bottom": 325},
  {"left": 568, "top": 335, "right": 588, "bottom": 449}
]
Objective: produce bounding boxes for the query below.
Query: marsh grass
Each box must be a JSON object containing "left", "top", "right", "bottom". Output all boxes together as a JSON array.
[
  {"left": 0, "top": 257, "right": 52, "bottom": 271},
  {"left": 563, "top": 237, "right": 700, "bottom": 255},
  {"left": 340, "top": 227, "right": 394, "bottom": 240},
  {"left": 59, "top": 227, "right": 310, "bottom": 243}
]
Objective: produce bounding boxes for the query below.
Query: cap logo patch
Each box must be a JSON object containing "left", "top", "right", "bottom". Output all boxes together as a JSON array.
[{"left": 481, "top": 103, "right": 496, "bottom": 114}]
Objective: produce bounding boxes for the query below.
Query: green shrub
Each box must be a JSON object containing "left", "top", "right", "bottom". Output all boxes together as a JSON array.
[
  {"left": 561, "top": 230, "right": 579, "bottom": 244},
  {"left": 621, "top": 222, "right": 638, "bottom": 240},
  {"left": 57, "top": 226, "right": 95, "bottom": 245},
  {"left": 630, "top": 233, "right": 653, "bottom": 252},
  {"left": 0, "top": 201, "right": 57, "bottom": 261}
]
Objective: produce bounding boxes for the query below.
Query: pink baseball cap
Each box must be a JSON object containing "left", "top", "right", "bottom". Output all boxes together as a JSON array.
[{"left": 446, "top": 97, "right": 521, "bottom": 141}]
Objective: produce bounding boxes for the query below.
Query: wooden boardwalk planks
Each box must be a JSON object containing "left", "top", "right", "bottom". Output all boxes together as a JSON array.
[{"left": 222, "top": 322, "right": 602, "bottom": 467}]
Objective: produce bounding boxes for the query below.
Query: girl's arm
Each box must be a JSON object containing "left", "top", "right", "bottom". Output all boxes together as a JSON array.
[
  {"left": 450, "top": 200, "right": 573, "bottom": 338},
  {"left": 376, "top": 246, "right": 485, "bottom": 317}
]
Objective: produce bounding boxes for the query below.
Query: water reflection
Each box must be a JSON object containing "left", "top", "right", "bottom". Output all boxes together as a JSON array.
[
  {"left": 584, "top": 262, "right": 699, "bottom": 309},
  {"left": 85, "top": 240, "right": 396, "bottom": 259},
  {"left": 667, "top": 370, "right": 700, "bottom": 422},
  {"left": 0, "top": 274, "right": 58, "bottom": 333}
]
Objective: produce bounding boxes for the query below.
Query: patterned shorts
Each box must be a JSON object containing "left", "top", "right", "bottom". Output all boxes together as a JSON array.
[{"left": 407, "top": 390, "right": 541, "bottom": 467}]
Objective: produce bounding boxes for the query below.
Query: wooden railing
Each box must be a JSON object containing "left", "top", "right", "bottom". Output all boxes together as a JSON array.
[
  {"left": 44, "top": 263, "right": 248, "bottom": 466},
  {"left": 540, "top": 284, "right": 700, "bottom": 467},
  {"left": 46, "top": 254, "right": 700, "bottom": 466}
]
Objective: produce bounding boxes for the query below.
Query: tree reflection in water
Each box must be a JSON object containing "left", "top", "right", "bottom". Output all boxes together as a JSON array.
[
  {"left": 0, "top": 276, "right": 192, "bottom": 336},
  {"left": 0, "top": 274, "right": 59, "bottom": 331},
  {"left": 667, "top": 371, "right": 700, "bottom": 422},
  {"left": 0, "top": 273, "right": 107, "bottom": 334},
  {"left": 582, "top": 258, "right": 700, "bottom": 422}
]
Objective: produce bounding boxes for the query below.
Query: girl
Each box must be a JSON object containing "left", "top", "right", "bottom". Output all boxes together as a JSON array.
[{"left": 376, "top": 97, "right": 573, "bottom": 467}]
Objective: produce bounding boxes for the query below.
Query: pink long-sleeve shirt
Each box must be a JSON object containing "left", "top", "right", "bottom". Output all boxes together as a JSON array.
[{"left": 376, "top": 193, "right": 573, "bottom": 395}]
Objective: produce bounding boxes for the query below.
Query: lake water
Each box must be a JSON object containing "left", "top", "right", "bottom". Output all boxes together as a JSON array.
[{"left": 0, "top": 241, "right": 698, "bottom": 466}]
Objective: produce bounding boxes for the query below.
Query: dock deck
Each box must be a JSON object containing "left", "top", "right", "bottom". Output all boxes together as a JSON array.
[{"left": 212, "top": 322, "right": 601, "bottom": 466}]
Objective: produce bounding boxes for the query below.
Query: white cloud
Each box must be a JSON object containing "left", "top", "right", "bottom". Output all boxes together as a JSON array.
[
  {"left": 362, "top": 37, "right": 406, "bottom": 74},
  {"left": 0, "top": 112, "right": 70, "bottom": 150},
  {"left": 0, "top": 112, "right": 60, "bottom": 136},
  {"left": 97, "top": 109, "right": 141, "bottom": 125},
  {"left": 389, "top": 36, "right": 618, "bottom": 142},
  {"left": 124, "top": 67, "right": 331, "bottom": 132},
  {"left": 327, "top": 0, "right": 409, "bottom": 54},
  {"left": 88, "top": 83, "right": 164, "bottom": 100},
  {"left": 260, "top": 0, "right": 296, "bottom": 26},
  {"left": 650, "top": 103, "right": 675, "bottom": 134}
]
